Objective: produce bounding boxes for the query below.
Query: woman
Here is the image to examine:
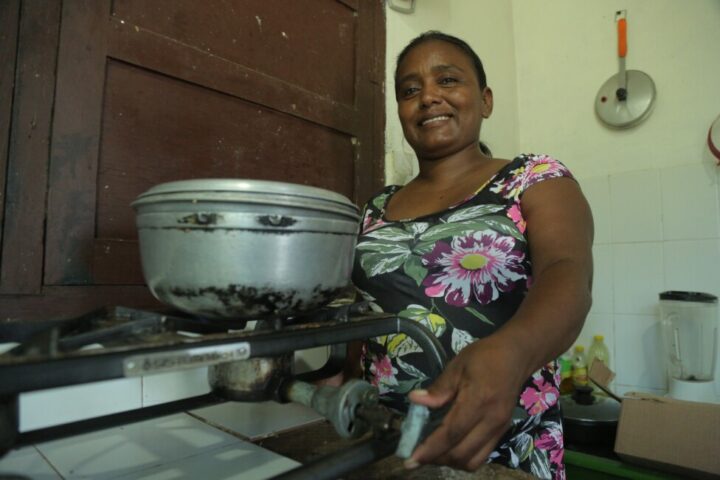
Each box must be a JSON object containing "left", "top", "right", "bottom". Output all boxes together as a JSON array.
[{"left": 351, "top": 31, "right": 593, "bottom": 479}]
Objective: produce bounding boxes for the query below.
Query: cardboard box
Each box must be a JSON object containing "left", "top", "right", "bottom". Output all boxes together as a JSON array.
[
  {"left": 614, "top": 392, "right": 720, "bottom": 479},
  {"left": 589, "top": 360, "right": 720, "bottom": 479}
]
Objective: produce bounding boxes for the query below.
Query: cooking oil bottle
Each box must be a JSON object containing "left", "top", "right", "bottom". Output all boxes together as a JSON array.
[
  {"left": 587, "top": 334, "right": 610, "bottom": 371},
  {"left": 571, "top": 345, "right": 588, "bottom": 388},
  {"left": 587, "top": 334, "right": 611, "bottom": 391}
]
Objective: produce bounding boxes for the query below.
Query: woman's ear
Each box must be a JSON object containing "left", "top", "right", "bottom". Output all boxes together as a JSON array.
[{"left": 481, "top": 87, "right": 494, "bottom": 118}]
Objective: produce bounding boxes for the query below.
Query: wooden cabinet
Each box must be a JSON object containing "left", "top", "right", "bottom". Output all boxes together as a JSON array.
[{"left": 0, "top": 0, "right": 385, "bottom": 320}]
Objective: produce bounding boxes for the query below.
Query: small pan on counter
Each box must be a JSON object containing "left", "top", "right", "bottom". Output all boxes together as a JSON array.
[{"left": 561, "top": 386, "right": 621, "bottom": 449}]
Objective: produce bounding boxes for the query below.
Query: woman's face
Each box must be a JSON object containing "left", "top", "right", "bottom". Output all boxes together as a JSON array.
[{"left": 395, "top": 40, "right": 492, "bottom": 160}]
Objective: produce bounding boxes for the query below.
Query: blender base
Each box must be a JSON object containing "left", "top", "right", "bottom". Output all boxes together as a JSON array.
[{"left": 668, "top": 377, "right": 718, "bottom": 403}]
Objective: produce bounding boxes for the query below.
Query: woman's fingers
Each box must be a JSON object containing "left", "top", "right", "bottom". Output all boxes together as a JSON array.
[
  {"left": 433, "top": 408, "right": 511, "bottom": 471},
  {"left": 405, "top": 341, "right": 519, "bottom": 471},
  {"left": 408, "top": 378, "right": 484, "bottom": 465}
]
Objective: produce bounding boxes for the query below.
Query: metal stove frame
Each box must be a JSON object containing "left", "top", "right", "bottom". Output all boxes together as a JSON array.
[{"left": 0, "top": 304, "right": 448, "bottom": 480}]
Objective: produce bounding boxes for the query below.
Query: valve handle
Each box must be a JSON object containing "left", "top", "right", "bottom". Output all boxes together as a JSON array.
[{"left": 617, "top": 18, "right": 627, "bottom": 58}]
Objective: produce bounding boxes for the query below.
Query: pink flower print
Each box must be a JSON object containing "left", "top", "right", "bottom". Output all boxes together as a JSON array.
[
  {"left": 369, "top": 354, "right": 398, "bottom": 394},
  {"left": 421, "top": 230, "right": 525, "bottom": 306},
  {"left": 362, "top": 212, "right": 387, "bottom": 234},
  {"left": 507, "top": 203, "right": 526, "bottom": 234},
  {"left": 524, "top": 155, "right": 567, "bottom": 185},
  {"left": 535, "top": 426, "right": 564, "bottom": 468},
  {"left": 519, "top": 375, "right": 559, "bottom": 415}
]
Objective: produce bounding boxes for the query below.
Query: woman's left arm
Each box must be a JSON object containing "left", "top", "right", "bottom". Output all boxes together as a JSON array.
[{"left": 406, "top": 177, "right": 594, "bottom": 471}]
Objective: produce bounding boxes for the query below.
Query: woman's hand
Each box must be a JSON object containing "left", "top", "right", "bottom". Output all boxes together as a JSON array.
[{"left": 405, "top": 334, "right": 529, "bottom": 471}]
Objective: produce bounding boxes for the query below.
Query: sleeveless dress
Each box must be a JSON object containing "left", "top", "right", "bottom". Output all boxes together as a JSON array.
[{"left": 351, "top": 154, "right": 574, "bottom": 480}]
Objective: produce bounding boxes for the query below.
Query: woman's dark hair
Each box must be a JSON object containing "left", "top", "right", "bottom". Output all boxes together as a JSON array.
[{"left": 394, "top": 31, "right": 487, "bottom": 89}]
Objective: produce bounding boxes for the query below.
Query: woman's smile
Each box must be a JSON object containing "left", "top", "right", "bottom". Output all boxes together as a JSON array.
[{"left": 419, "top": 114, "right": 453, "bottom": 127}]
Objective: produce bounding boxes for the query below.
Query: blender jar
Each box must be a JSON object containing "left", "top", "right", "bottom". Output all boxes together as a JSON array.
[{"left": 659, "top": 291, "right": 718, "bottom": 381}]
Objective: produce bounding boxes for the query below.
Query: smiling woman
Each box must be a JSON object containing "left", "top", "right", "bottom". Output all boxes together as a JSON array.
[{"left": 349, "top": 31, "right": 595, "bottom": 480}]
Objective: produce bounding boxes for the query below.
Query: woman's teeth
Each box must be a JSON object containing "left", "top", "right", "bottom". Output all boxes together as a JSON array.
[{"left": 421, "top": 115, "right": 450, "bottom": 126}]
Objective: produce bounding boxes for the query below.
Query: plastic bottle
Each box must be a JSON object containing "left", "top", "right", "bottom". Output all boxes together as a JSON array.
[
  {"left": 587, "top": 335, "right": 611, "bottom": 391},
  {"left": 571, "top": 345, "right": 588, "bottom": 388},
  {"left": 558, "top": 353, "right": 574, "bottom": 395},
  {"left": 587, "top": 334, "right": 611, "bottom": 371}
]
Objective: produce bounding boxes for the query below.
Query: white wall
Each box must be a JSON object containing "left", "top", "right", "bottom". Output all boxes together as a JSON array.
[{"left": 386, "top": 0, "right": 720, "bottom": 400}]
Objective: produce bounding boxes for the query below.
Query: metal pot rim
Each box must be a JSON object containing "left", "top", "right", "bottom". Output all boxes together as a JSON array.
[{"left": 135, "top": 179, "right": 358, "bottom": 208}]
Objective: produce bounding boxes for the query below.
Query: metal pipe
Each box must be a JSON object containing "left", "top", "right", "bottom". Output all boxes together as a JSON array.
[
  {"left": 270, "top": 432, "right": 400, "bottom": 480},
  {"left": 0, "top": 314, "right": 447, "bottom": 396}
]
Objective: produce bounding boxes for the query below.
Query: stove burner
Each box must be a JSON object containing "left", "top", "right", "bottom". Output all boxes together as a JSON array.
[{"left": 0, "top": 302, "right": 448, "bottom": 480}]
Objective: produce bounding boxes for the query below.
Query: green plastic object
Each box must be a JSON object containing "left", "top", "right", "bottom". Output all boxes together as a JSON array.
[{"left": 565, "top": 451, "right": 682, "bottom": 480}]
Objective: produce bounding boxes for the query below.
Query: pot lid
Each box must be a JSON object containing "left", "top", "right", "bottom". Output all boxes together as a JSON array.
[
  {"left": 560, "top": 389, "right": 621, "bottom": 424},
  {"left": 137, "top": 179, "right": 356, "bottom": 207},
  {"left": 133, "top": 179, "right": 360, "bottom": 220}
]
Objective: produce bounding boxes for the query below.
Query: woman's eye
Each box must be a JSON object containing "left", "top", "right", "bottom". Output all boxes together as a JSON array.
[{"left": 402, "top": 86, "right": 419, "bottom": 97}]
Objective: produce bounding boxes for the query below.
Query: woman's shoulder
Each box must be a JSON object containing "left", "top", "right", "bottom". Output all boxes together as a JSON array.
[
  {"left": 489, "top": 154, "right": 575, "bottom": 200},
  {"left": 508, "top": 153, "right": 574, "bottom": 180},
  {"left": 360, "top": 184, "right": 401, "bottom": 216}
]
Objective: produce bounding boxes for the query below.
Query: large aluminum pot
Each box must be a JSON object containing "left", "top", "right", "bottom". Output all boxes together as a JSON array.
[{"left": 132, "top": 179, "right": 360, "bottom": 319}]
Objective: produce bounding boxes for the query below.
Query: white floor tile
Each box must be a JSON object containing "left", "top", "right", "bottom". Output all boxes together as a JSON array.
[
  {"left": 189, "top": 401, "right": 324, "bottom": 441},
  {"left": 20, "top": 378, "right": 142, "bottom": 432},
  {"left": 113, "top": 442, "right": 299, "bottom": 480},
  {"left": 293, "top": 346, "right": 329, "bottom": 375},
  {"left": 0, "top": 343, "right": 19, "bottom": 355},
  {"left": 0, "top": 445, "right": 61, "bottom": 479},
  {"left": 35, "top": 413, "right": 240, "bottom": 479}
]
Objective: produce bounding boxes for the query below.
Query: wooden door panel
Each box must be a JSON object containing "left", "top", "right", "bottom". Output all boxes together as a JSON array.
[
  {"left": 0, "top": 0, "right": 61, "bottom": 294},
  {"left": 112, "top": 0, "right": 357, "bottom": 104},
  {"left": 97, "top": 59, "right": 355, "bottom": 241},
  {"left": 107, "top": 18, "right": 357, "bottom": 136}
]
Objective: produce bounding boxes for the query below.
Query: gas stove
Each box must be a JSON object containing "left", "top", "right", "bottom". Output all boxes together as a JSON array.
[{"left": 0, "top": 303, "right": 447, "bottom": 480}]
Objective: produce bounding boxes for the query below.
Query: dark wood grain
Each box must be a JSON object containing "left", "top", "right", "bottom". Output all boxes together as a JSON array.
[
  {"left": 0, "top": 0, "right": 61, "bottom": 294},
  {"left": 111, "top": 0, "right": 357, "bottom": 105},
  {"left": 95, "top": 59, "right": 355, "bottom": 242},
  {"left": 92, "top": 239, "right": 145, "bottom": 285},
  {"left": 106, "top": 18, "right": 358, "bottom": 135},
  {"left": 0, "top": 286, "right": 160, "bottom": 322},
  {"left": 0, "top": 0, "right": 20, "bottom": 256},
  {"left": 44, "top": 0, "right": 111, "bottom": 285}
]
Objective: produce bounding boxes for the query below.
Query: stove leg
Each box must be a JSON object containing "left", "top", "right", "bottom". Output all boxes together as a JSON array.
[{"left": 0, "top": 395, "right": 18, "bottom": 457}]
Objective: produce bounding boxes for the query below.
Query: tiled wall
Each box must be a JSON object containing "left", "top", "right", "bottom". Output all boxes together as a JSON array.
[{"left": 576, "top": 164, "right": 720, "bottom": 399}]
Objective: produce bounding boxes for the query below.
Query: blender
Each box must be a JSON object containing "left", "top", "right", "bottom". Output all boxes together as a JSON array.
[{"left": 659, "top": 291, "right": 719, "bottom": 403}]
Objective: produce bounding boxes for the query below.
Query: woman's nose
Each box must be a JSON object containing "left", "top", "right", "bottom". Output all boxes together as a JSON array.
[{"left": 419, "top": 84, "right": 442, "bottom": 108}]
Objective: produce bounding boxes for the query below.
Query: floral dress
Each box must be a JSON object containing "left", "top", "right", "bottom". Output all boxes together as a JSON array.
[{"left": 351, "top": 154, "right": 574, "bottom": 480}]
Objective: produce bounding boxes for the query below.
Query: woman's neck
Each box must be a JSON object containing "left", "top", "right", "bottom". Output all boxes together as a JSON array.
[{"left": 414, "top": 145, "right": 490, "bottom": 186}]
